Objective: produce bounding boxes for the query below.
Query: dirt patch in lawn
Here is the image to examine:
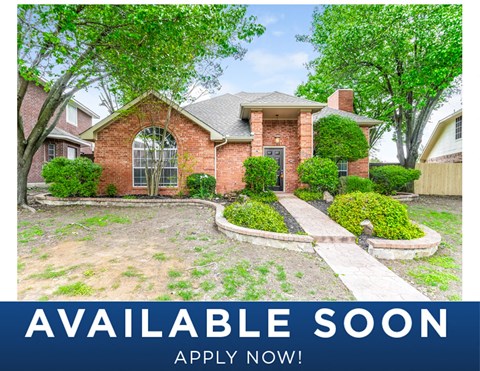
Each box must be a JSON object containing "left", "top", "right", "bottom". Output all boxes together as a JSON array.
[
  {"left": 378, "top": 196, "right": 462, "bottom": 301},
  {"left": 18, "top": 204, "right": 354, "bottom": 301}
]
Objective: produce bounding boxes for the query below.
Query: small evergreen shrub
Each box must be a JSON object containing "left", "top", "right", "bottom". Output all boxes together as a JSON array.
[
  {"left": 224, "top": 200, "right": 288, "bottom": 233},
  {"left": 339, "top": 176, "right": 374, "bottom": 194},
  {"left": 105, "top": 184, "right": 118, "bottom": 197},
  {"left": 42, "top": 157, "right": 102, "bottom": 198},
  {"left": 186, "top": 173, "right": 216, "bottom": 199},
  {"left": 328, "top": 192, "right": 424, "bottom": 240},
  {"left": 297, "top": 157, "right": 339, "bottom": 193},
  {"left": 243, "top": 156, "right": 279, "bottom": 193},
  {"left": 294, "top": 188, "right": 323, "bottom": 201},
  {"left": 242, "top": 189, "right": 278, "bottom": 203},
  {"left": 370, "top": 165, "right": 421, "bottom": 195}
]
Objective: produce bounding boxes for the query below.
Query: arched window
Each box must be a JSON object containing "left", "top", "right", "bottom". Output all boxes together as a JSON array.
[{"left": 132, "top": 127, "right": 178, "bottom": 187}]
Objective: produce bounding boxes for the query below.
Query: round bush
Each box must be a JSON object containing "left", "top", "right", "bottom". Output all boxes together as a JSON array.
[
  {"left": 243, "top": 156, "right": 279, "bottom": 193},
  {"left": 328, "top": 192, "right": 424, "bottom": 240},
  {"left": 297, "top": 157, "right": 339, "bottom": 193},
  {"left": 241, "top": 189, "right": 278, "bottom": 203},
  {"left": 42, "top": 157, "right": 102, "bottom": 198},
  {"left": 370, "top": 165, "right": 421, "bottom": 195},
  {"left": 186, "top": 173, "right": 216, "bottom": 199},
  {"left": 224, "top": 200, "right": 288, "bottom": 233},
  {"left": 314, "top": 114, "right": 369, "bottom": 162},
  {"left": 294, "top": 188, "right": 323, "bottom": 201},
  {"left": 105, "top": 184, "right": 118, "bottom": 197},
  {"left": 338, "top": 176, "right": 374, "bottom": 194}
]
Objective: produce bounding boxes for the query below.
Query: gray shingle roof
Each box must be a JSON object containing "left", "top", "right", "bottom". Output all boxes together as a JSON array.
[
  {"left": 184, "top": 91, "right": 325, "bottom": 137},
  {"left": 184, "top": 94, "right": 251, "bottom": 137},
  {"left": 48, "top": 127, "right": 92, "bottom": 147},
  {"left": 313, "top": 107, "right": 382, "bottom": 126}
]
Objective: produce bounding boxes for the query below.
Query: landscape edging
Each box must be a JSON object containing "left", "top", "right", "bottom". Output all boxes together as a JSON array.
[{"left": 35, "top": 194, "right": 315, "bottom": 253}]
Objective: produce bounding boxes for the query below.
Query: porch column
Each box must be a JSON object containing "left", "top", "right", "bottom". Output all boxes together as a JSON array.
[
  {"left": 250, "top": 109, "right": 263, "bottom": 156},
  {"left": 298, "top": 109, "right": 313, "bottom": 162}
]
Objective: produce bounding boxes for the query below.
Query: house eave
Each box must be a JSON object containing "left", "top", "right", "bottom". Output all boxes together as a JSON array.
[
  {"left": 240, "top": 103, "right": 326, "bottom": 120},
  {"left": 47, "top": 133, "right": 92, "bottom": 147}
]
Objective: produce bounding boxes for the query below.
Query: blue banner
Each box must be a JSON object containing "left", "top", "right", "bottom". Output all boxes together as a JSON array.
[{"left": 0, "top": 302, "right": 478, "bottom": 370}]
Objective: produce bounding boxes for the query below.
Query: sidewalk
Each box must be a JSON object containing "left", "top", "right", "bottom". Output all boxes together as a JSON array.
[{"left": 277, "top": 193, "right": 429, "bottom": 301}]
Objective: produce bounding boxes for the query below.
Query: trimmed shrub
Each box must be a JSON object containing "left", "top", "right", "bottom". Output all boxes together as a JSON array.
[
  {"left": 294, "top": 188, "right": 323, "bottom": 201},
  {"left": 105, "top": 184, "right": 118, "bottom": 197},
  {"left": 370, "top": 165, "right": 421, "bottom": 195},
  {"left": 297, "top": 157, "right": 339, "bottom": 193},
  {"left": 314, "top": 114, "right": 369, "bottom": 162},
  {"left": 42, "top": 157, "right": 102, "bottom": 198},
  {"left": 242, "top": 189, "right": 278, "bottom": 203},
  {"left": 224, "top": 200, "right": 288, "bottom": 233},
  {"left": 186, "top": 173, "right": 216, "bottom": 199},
  {"left": 328, "top": 192, "right": 424, "bottom": 240},
  {"left": 243, "top": 156, "right": 279, "bottom": 193},
  {"left": 338, "top": 176, "right": 374, "bottom": 194}
]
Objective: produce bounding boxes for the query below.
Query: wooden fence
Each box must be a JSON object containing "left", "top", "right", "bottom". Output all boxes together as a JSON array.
[{"left": 414, "top": 163, "right": 462, "bottom": 196}]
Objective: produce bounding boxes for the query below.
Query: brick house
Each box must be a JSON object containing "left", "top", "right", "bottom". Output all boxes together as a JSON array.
[
  {"left": 20, "top": 78, "right": 100, "bottom": 184},
  {"left": 80, "top": 89, "right": 379, "bottom": 195}
]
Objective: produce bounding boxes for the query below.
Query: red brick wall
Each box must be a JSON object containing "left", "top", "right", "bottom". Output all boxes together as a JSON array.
[
  {"left": 216, "top": 143, "right": 251, "bottom": 194},
  {"left": 348, "top": 126, "right": 370, "bottom": 178},
  {"left": 19, "top": 78, "right": 94, "bottom": 182},
  {"left": 262, "top": 119, "right": 301, "bottom": 193},
  {"left": 327, "top": 89, "right": 354, "bottom": 113},
  {"left": 94, "top": 98, "right": 215, "bottom": 195}
]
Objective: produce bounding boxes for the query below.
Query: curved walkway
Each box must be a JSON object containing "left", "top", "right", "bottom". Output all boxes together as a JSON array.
[{"left": 277, "top": 193, "right": 429, "bottom": 301}]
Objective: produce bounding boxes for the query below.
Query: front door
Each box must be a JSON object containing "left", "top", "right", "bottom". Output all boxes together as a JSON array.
[{"left": 264, "top": 147, "right": 284, "bottom": 191}]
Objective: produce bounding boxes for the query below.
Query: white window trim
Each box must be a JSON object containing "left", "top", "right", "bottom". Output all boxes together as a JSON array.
[
  {"left": 67, "top": 146, "right": 77, "bottom": 160},
  {"left": 66, "top": 104, "right": 78, "bottom": 126},
  {"left": 338, "top": 160, "right": 348, "bottom": 177},
  {"left": 132, "top": 128, "right": 178, "bottom": 188},
  {"left": 455, "top": 116, "right": 462, "bottom": 141}
]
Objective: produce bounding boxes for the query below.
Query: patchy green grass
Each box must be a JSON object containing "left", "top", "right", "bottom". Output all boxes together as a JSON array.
[
  {"left": 155, "top": 294, "right": 171, "bottom": 301},
  {"left": 39, "top": 253, "right": 50, "bottom": 261},
  {"left": 83, "top": 269, "right": 95, "bottom": 278},
  {"left": 167, "top": 269, "right": 182, "bottom": 278},
  {"left": 122, "top": 266, "right": 144, "bottom": 280},
  {"left": 18, "top": 226, "right": 44, "bottom": 243},
  {"left": 29, "top": 265, "right": 74, "bottom": 279},
  {"left": 407, "top": 206, "right": 461, "bottom": 244},
  {"left": 448, "top": 294, "right": 461, "bottom": 301},
  {"left": 200, "top": 281, "right": 216, "bottom": 292},
  {"left": 408, "top": 266, "right": 459, "bottom": 291},
  {"left": 424, "top": 255, "right": 460, "bottom": 269},
  {"left": 17, "top": 261, "right": 26, "bottom": 272},
  {"left": 191, "top": 268, "right": 210, "bottom": 278},
  {"left": 178, "top": 290, "right": 195, "bottom": 301},
  {"left": 38, "top": 295, "right": 49, "bottom": 301},
  {"left": 194, "top": 252, "right": 218, "bottom": 267},
  {"left": 221, "top": 261, "right": 269, "bottom": 300},
  {"left": 295, "top": 272, "right": 304, "bottom": 279},
  {"left": 152, "top": 253, "right": 167, "bottom": 262},
  {"left": 55, "top": 214, "right": 131, "bottom": 235},
  {"left": 54, "top": 282, "right": 94, "bottom": 296},
  {"left": 184, "top": 234, "right": 197, "bottom": 241}
]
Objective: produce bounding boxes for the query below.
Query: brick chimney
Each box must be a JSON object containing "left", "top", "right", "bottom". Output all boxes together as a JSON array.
[{"left": 327, "top": 89, "right": 354, "bottom": 113}]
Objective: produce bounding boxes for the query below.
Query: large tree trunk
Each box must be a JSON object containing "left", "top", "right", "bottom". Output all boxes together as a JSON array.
[{"left": 17, "top": 159, "right": 30, "bottom": 206}]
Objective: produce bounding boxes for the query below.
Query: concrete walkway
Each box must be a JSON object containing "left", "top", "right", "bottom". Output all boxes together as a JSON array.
[{"left": 277, "top": 193, "right": 429, "bottom": 301}]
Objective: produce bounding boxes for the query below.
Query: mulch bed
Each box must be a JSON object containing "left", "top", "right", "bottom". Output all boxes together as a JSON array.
[{"left": 306, "top": 200, "right": 330, "bottom": 215}]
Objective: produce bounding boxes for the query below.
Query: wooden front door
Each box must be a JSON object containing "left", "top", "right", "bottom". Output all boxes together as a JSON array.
[{"left": 264, "top": 147, "right": 284, "bottom": 191}]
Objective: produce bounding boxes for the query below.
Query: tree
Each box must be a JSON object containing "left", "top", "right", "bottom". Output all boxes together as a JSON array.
[
  {"left": 297, "top": 4, "right": 462, "bottom": 168},
  {"left": 314, "top": 115, "right": 369, "bottom": 163},
  {"left": 17, "top": 4, "right": 264, "bottom": 206}
]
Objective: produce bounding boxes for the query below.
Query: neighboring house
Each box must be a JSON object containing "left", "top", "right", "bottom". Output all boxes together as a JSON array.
[
  {"left": 419, "top": 109, "right": 463, "bottom": 163},
  {"left": 80, "top": 89, "right": 377, "bottom": 195},
  {"left": 20, "top": 77, "right": 100, "bottom": 184}
]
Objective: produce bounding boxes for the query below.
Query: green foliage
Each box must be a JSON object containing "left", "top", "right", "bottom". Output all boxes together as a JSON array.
[
  {"left": 328, "top": 192, "right": 424, "bottom": 240},
  {"left": 241, "top": 189, "right": 277, "bottom": 203},
  {"left": 243, "top": 156, "right": 279, "bottom": 193},
  {"left": 54, "top": 282, "right": 94, "bottom": 296},
  {"left": 408, "top": 266, "right": 459, "bottom": 291},
  {"left": 370, "top": 165, "right": 421, "bottom": 195},
  {"left": 105, "top": 184, "right": 118, "bottom": 197},
  {"left": 186, "top": 173, "right": 216, "bottom": 199},
  {"left": 18, "top": 225, "right": 44, "bottom": 243},
  {"left": 296, "top": 4, "right": 462, "bottom": 166},
  {"left": 294, "top": 188, "right": 323, "bottom": 201},
  {"left": 224, "top": 200, "right": 288, "bottom": 233},
  {"left": 42, "top": 157, "right": 102, "bottom": 198},
  {"left": 339, "top": 176, "right": 374, "bottom": 194},
  {"left": 297, "top": 157, "right": 339, "bottom": 193},
  {"left": 314, "top": 115, "right": 369, "bottom": 162}
]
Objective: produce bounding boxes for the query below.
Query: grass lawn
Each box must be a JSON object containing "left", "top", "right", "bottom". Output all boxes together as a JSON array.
[
  {"left": 17, "top": 204, "right": 354, "bottom": 301},
  {"left": 379, "top": 196, "right": 462, "bottom": 301}
]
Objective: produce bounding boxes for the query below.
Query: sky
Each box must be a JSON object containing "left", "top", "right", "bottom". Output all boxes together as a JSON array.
[{"left": 75, "top": 4, "right": 462, "bottom": 163}]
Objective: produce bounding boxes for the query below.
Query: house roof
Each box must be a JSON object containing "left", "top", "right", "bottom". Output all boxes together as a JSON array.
[
  {"left": 420, "top": 109, "right": 463, "bottom": 162},
  {"left": 313, "top": 107, "right": 382, "bottom": 127},
  {"left": 81, "top": 91, "right": 225, "bottom": 141},
  {"left": 48, "top": 127, "right": 92, "bottom": 147}
]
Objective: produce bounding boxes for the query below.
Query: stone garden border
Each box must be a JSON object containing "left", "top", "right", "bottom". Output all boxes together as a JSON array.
[
  {"left": 35, "top": 194, "right": 315, "bottom": 254},
  {"left": 391, "top": 192, "right": 420, "bottom": 202},
  {"left": 366, "top": 224, "right": 441, "bottom": 260}
]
